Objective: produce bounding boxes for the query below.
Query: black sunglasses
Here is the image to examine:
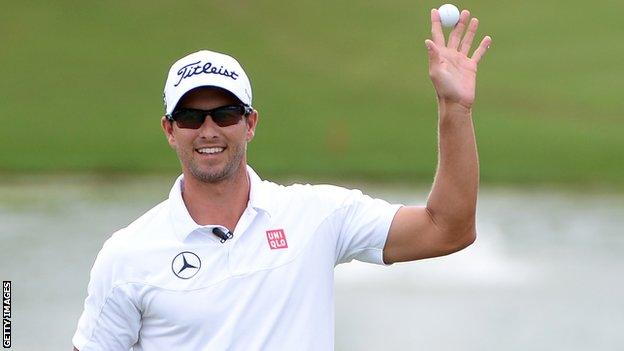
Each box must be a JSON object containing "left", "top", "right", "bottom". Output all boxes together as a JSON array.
[{"left": 167, "top": 104, "right": 252, "bottom": 129}]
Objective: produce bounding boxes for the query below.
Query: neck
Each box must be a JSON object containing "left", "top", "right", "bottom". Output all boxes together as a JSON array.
[{"left": 181, "top": 164, "right": 250, "bottom": 232}]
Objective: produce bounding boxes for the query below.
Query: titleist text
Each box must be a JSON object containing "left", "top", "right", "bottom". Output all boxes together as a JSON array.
[{"left": 174, "top": 61, "right": 239, "bottom": 87}]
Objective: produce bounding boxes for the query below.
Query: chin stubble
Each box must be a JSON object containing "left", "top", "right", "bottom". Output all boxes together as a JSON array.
[{"left": 184, "top": 142, "right": 247, "bottom": 184}]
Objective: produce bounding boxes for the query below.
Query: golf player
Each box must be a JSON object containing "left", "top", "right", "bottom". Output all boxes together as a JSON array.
[{"left": 73, "top": 8, "right": 491, "bottom": 351}]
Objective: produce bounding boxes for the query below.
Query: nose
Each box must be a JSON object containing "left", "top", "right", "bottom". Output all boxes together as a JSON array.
[{"left": 196, "top": 114, "right": 221, "bottom": 139}]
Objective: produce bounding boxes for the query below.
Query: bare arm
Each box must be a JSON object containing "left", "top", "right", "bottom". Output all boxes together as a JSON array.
[{"left": 383, "top": 8, "right": 491, "bottom": 264}]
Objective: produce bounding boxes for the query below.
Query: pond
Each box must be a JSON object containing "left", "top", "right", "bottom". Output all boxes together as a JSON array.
[{"left": 1, "top": 176, "right": 623, "bottom": 350}]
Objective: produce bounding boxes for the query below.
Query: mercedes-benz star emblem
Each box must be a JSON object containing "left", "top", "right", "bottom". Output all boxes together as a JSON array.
[{"left": 171, "top": 251, "right": 201, "bottom": 279}]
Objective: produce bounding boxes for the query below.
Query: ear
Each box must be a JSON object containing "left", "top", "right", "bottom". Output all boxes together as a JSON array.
[
  {"left": 245, "top": 109, "right": 259, "bottom": 142},
  {"left": 161, "top": 116, "right": 177, "bottom": 148}
]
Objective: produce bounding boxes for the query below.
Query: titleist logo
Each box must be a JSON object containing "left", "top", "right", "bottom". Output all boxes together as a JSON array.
[{"left": 174, "top": 61, "right": 239, "bottom": 87}]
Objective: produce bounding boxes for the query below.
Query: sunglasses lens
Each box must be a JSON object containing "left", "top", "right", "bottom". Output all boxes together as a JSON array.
[
  {"left": 173, "top": 109, "right": 205, "bottom": 129},
  {"left": 212, "top": 106, "right": 244, "bottom": 127},
  {"left": 171, "top": 106, "right": 246, "bottom": 129}
]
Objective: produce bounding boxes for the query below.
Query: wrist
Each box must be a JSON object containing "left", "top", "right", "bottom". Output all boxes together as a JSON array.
[{"left": 438, "top": 99, "right": 472, "bottom": 118}]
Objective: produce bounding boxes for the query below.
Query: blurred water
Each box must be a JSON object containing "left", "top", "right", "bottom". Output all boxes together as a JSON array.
[{"left": 0, "top": 176, "right": 623, "bottom": 350}]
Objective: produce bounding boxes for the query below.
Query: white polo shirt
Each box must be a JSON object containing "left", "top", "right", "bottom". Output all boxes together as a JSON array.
[{"left": 73, "top": 166, "right": 402, "bottom": 351}]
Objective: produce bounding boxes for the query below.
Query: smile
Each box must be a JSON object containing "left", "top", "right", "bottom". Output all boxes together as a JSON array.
[{"left": 196, "top": 147, "right": 225, "bottom": 155}]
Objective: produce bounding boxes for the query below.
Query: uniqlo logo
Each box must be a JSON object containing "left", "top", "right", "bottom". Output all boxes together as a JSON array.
[{"left": 266, "top": 229, "right": 288, "bottom": 250}]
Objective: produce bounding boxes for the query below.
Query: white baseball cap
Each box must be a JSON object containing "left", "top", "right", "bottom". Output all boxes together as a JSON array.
[{"left": 163, "top": 50, "right": 253, "bottom": 116}]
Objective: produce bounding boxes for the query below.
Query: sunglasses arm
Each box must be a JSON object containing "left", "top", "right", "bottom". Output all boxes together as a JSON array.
[{"left": 243, "top": 105, "right": 253, "bottom": 117}]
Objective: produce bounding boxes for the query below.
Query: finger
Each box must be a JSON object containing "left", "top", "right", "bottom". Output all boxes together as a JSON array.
[
  {"left": 447, "top": 10, "right": 470, "bottom": 50},
  {"left": 471, "top": 36, "right": 492, "bottom": 63},
  {"left": 425, "top": 39, "right": 441, "bottom": 64},
  {"left": 430, "top": 9, "right": 445, "bottom": 46},
  {"left": 459, "top": 18, "right": 479, "bottom": 55}
]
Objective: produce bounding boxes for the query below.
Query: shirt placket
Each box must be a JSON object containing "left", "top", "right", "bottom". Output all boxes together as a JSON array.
[{"left": 226, "top": 206, "right": 258, "bottom": 274}]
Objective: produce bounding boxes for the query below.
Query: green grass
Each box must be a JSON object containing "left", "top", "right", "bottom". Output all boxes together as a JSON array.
[{"left": 1, "top": 0, "right": 622, "bottom": 187}]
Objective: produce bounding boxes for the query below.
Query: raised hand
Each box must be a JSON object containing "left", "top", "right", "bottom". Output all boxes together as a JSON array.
[{"left": 425, "top": 9, "right": 491, "bottom": 110}]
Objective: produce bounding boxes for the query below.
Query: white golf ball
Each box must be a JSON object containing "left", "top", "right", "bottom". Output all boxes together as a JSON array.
[{"left": 438, "top": 4, "right": 460, "bottom": 27}]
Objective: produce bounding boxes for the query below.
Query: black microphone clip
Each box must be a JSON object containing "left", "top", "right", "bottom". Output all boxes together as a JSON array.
[{"left": 212, "top": 227, "right": 233, "bottom": 243}]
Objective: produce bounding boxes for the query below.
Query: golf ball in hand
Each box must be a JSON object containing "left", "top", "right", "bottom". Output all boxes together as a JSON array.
[{"left": 438, "top": 4, "right": 460, "bottom": 27}]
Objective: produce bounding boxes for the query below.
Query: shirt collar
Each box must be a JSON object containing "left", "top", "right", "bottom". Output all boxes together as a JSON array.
[
  {"left": 168, "top": 165, "right": 273, "bottom": 242},
  {"left": 246, "top": 164, "right": 273, "bottom": 215}
]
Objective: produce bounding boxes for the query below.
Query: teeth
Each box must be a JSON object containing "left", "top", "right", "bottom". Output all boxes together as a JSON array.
[{"left": 197, "top": 147, "right": 224, "bottom": 154}]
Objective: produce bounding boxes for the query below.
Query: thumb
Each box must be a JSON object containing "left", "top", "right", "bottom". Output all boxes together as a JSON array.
[{"left": 425, "top": 39, "right": 440, "bottom": 63}]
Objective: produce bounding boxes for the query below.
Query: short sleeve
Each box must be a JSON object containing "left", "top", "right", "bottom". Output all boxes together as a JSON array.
[
  {"left": 73, "top": 239, "right": 141, "bottom": 351},
  {"left": 333, "top": 189, "right": 402, "bottom": 266}
]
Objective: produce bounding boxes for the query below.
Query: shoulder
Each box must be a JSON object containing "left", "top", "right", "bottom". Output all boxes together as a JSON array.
[
  {"left": 267, "top": 181, "right": 368, "bottom": 215},
  {"left": 91, "top": 199, "right": 172, "bottom": 280},
  {"left": 250, "top": 166, "right": 366, "bottom": 214},
  {"left": 290, "top": 183, "right": 365, "bottom": 203},
  {"left": 107, "top": 199, "right": 170, "bottom": 246}
]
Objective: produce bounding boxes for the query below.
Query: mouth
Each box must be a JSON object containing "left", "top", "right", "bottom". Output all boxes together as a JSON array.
[{"left": 195, "top": 146, "right": 226, "bottom": 156}]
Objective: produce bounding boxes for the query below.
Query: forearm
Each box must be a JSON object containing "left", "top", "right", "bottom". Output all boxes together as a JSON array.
[{"left": 426, "top": 98, "right": 479, "bottom": 238}]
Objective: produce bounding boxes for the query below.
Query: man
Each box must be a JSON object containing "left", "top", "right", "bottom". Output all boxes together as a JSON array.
[{"left": 73, "top": 8, "right": 491, "bottom": 351}]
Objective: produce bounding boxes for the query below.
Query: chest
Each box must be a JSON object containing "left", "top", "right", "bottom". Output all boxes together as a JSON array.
[{"left": 137, "top": 210, "right": 338, "bottom": 327}]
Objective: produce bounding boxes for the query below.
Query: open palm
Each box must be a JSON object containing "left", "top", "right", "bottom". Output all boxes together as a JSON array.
[{"left": 426, "top": 9, "right": 491, "bottom": 109}]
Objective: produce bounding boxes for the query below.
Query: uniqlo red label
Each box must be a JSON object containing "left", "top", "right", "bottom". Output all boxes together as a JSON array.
[{"left": 266, "top": 229, "right": 288, "bottom": 250}]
